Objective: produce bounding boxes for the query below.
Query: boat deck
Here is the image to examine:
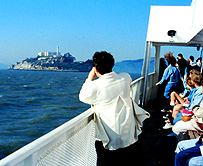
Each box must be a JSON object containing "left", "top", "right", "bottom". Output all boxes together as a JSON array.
[{"left": 97, "top": 100, "right": 178, "bottom": 166}]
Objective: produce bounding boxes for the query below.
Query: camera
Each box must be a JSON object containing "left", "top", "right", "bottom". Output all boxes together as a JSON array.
[{"left": 167, "top": 30, "right": 176, "bottom": 37}]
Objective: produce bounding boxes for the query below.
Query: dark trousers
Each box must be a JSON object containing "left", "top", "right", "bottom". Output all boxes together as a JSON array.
[
  {"left": 95, "top": 141, "right": 138, "bottom": 166},
  {"left": 175, "top": 146, "right": 202, "bottom": 166}
]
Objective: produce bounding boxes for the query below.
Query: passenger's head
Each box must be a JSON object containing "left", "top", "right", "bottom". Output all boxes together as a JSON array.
[
  {"left": 190, "top": 70, "right": 202, "bottom": 86},
  {"left": 92, "top": 51, "right": 115, "bottom": 75},
  {"left": 177, "top": 53, "right": 183, "bottom": 59},
  {"left": 164, "top": 52, "right": 173, "bottom": 62},
  {"left": 164, "top": 52, "right": 176, "bottom": 66},
  {"left": 168, "top": 56, "right": 176, "bottom": 66},
  {"left": 197, "top": 57, "right": 202, "bottom": 62},
  {"left": 186, "top": 77, "right": 195, "bottom": 90},
  {"left": 189, "top": 69, "right": 200, "bottom": 77},
  {"left": 189, "top": 56, "right": 194, "bottom": 62}
]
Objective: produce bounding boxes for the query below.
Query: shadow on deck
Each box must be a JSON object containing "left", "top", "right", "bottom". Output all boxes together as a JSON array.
[{"left": 97, "top": 100, "right": 178, "bottom": 166}]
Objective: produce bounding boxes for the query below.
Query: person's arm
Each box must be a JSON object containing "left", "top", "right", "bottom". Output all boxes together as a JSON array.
[
  {"left": 178, "top": 68, "right": 183, "bottom": 81},
  {"left": 79, "top": 68, "right": 98, "bottom": 104},
  {"left": 156, "top": 67, "right": 169, "bottom": 86},
  {"left": 189, "top": 94, "right": 203, "bottom": 110},
  {"left": 193, "top": 104, "right": 203, "bottom": 119},
  {"left": 88, "top": 67, "right": 96, "bottom": 81}
]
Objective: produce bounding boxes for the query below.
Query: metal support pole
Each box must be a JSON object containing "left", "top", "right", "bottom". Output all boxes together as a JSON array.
[
  {"left": 141, "top": 41, "right": 152, "bottom": 107},
  {"left": 155, "top": 45, "right": 161, "bottom": 79},
  {"left": 154, "top": 45, "right": 161, "bottom": 100}
]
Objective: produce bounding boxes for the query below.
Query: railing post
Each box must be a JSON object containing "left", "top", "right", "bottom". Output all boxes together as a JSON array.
[
  {"left": 154, "top": 45, "right": 161, "bottom": 81},
  {"left": 141, "top": 41, "right": 152, "bottom": 107},
  {"left": 153, "top": 45, "right": 161, "bottom": 101}
]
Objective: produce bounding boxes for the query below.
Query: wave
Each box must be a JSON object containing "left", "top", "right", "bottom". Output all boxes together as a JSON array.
[
  {"left": 25, "top": 98, "right": 35, "bottom": 103},
  {"left": 67, "top": 106, "right": 82, "bottom": 110},
  {"left": 29, "top": 113, "right": 54, "bottom": 125},
  {"left": 68, "top": 91, "right": 79, "bottom": 95}
]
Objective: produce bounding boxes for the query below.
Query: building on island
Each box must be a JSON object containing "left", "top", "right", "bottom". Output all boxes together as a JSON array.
[{"left": 38, "top": 46, "right": 61, "bottom": 60}]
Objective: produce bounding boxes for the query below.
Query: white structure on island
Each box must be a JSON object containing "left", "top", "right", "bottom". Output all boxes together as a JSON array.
[{"left": 38, "top": 46, "right": 61, "bottom": 60}]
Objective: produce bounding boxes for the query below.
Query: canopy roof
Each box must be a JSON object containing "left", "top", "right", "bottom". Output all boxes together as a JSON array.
[{"left": 146, "top": 0, "right": 203, "bottom": 47}]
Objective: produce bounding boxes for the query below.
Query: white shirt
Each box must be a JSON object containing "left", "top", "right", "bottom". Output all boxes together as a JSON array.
[{"left": 79, "top": 72, "right": 150, "bottom": 150}]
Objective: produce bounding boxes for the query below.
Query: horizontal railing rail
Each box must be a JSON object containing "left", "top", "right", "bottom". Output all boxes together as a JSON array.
[
  {"left": 0, "top": 108, "right": 97, "bottom": 166},
  {"left": 130, "top": 72, "right": 158, "bottom": 107},
  {"left": 144, "top": 72, "right": 158, "bottom": 105},
  {"left": 130, "top": 76, "right": 144, "bottom": 105}
]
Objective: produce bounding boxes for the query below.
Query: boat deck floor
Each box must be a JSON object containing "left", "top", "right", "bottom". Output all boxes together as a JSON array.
[{"left": 97, "top": 100, "right": 178, "bottom": 166}]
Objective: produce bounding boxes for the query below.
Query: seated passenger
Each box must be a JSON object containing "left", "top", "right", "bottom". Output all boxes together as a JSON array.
[
  {"left": 175, "top": 136, "right": 203, "bottom": 166},
  {"left": 178, "top": 77, "right": 191, "bottom": 99},
  {"left": 163, "top": 73, "right": 200, "bottom": 129},
  {"left": 172, "top": 71, "right": 202, "bottom": 120},
  {"left": 172, "top": 90, "right": 203, "bottom": 135},
  {"left": 163, "top": 72, "right": 202, "bottom": 129},
  {"left": 188, "top": 156, "right": 203, "bottom": 165},
  {"left": 170, "top": 77, "right": 194, "bottom": 106},
  {"left": 180, "top": 69, "right": 200, "bottom": 99}
]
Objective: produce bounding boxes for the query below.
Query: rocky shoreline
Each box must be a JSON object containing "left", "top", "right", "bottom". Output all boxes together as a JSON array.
[{"left": 8, "top": 55, "right": 92, "bottom": 72}]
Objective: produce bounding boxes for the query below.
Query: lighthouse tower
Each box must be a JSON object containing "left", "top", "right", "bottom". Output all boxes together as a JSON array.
[{"left": 57, "top": 46, "right": 59, "bottom": 56}]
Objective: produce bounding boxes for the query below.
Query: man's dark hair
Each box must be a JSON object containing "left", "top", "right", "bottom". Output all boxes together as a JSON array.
[{"left": 92, "top": 51, "right": 114, "bottom": 75}]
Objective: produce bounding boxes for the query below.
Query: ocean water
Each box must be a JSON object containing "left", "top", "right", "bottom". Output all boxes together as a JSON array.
[{"left": 0, "top": 70, "right": 140, "bottom": 160}]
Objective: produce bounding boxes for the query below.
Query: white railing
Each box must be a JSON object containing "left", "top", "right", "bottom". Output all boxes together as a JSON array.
[
  {"left": 0, "top": 74, "right": 158, "bottom": 166},
  {"left": 130, "top": 72, "right": 158, "bottom": 107},
  {"left": 0, "top": 108, "right": 97, "bottom": 166},
  {"left": 144, "top": 72, "right": 158, "bottom": 105},
  {"left": 130, "top": 76, "right": 144, "bottom": 105}
]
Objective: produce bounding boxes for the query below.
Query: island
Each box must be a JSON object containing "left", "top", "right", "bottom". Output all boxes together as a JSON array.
[
  {"left": 8, "top": 50, "right": 92, "bottom": 72},
  {"left": 8, "top": 46, "right": 155, "bottom": 73}
]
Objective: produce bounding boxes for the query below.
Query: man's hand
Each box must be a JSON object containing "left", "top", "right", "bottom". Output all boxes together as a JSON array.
[{"left": 88, "top": 67, "right": 96, "bottom": 81}]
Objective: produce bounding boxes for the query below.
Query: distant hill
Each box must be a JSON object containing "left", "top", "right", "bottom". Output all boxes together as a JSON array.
[{"left": 113, "top": 57, "right": 155, "bottom": 74}]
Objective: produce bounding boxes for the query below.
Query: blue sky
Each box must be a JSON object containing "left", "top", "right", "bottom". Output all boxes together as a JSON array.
[{"left": 0, "top": 0, "right": 199, "bottom": 65}]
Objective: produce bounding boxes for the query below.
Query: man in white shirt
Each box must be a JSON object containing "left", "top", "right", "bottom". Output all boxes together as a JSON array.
[{"left": 79, "top": 51, "right": 149, "bottom": 151}]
